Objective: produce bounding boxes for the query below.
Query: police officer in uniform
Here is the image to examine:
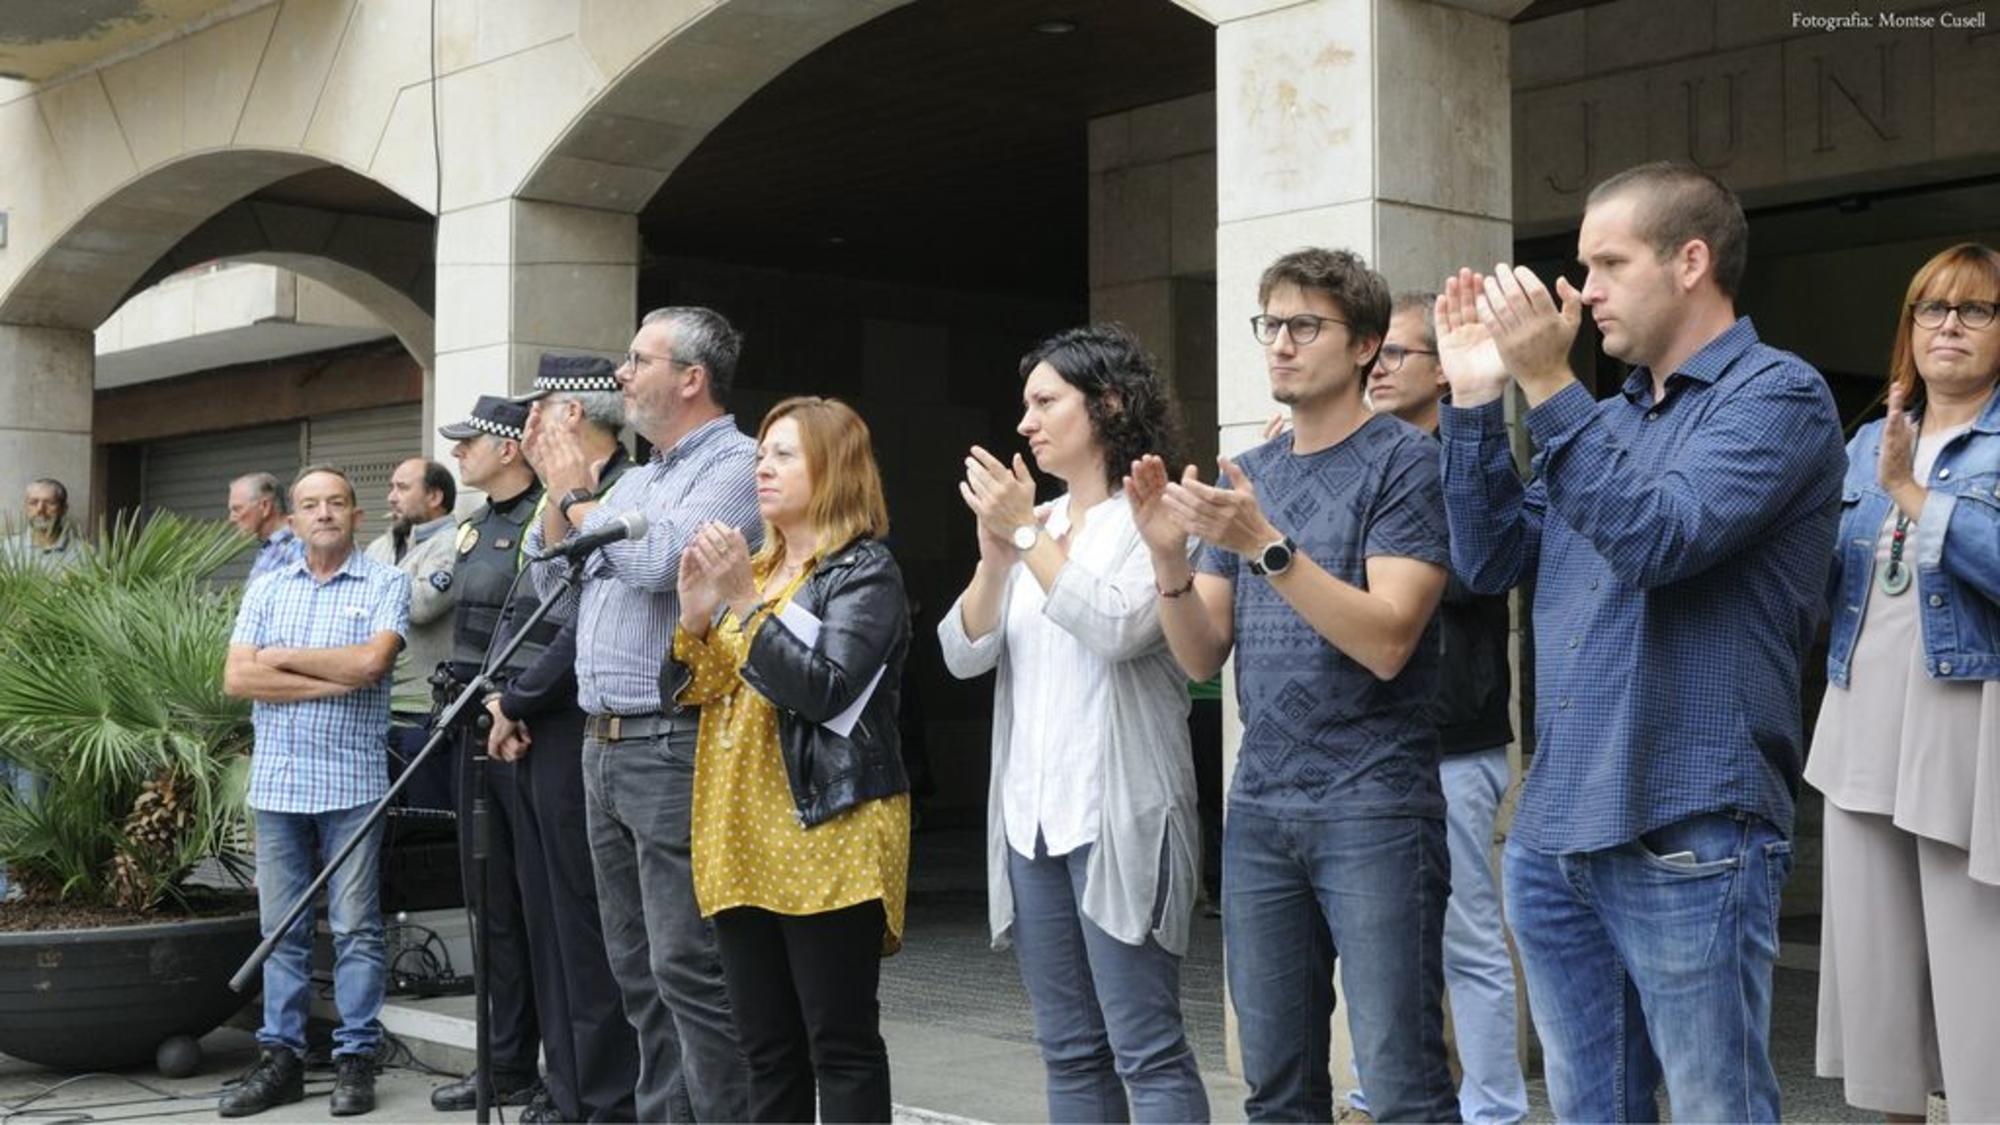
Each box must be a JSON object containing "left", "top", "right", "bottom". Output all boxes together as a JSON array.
[
  {"left": 482, "top": 355, "right": 642, "bottom": 1122},
  {"left": 428, "top": 395, "right": 546, "bottom": 1114}
]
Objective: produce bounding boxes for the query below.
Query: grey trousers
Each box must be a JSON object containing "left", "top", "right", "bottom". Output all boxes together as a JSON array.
[{"left": 582, "top": 726, "right": 748, "bottom": 1123}]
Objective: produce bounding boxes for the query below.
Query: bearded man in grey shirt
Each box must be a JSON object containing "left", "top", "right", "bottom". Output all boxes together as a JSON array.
[{"left": 523, "top": 307, "right": 760, "bottom": 1124}]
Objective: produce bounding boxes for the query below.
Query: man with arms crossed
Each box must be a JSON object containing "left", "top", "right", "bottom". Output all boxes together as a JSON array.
[
  {"left": 222, "top": 466, "right": 411, "bottom": 1118},
  {"left": 524, "top": 309, "right": 759, "bottom": 1123},
  {"left": 1435, "top": 160, "right": 1844, "bottom": 1120},
  {"left": 1130, "top": 248, "right": 1458, "bottom": 1122}
]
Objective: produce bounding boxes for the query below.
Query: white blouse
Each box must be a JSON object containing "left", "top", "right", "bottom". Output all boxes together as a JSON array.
[{"left": 1000, "top": 493, "right": 1133, "bottom": 859}]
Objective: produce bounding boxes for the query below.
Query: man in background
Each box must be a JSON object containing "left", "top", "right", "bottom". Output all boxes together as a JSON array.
[{"left": 229, "top": 472, "right": 302, "bottom": 584}]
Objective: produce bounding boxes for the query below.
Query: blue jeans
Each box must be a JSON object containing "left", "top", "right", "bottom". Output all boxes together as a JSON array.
[
  {"left": 1504, "top": 811, "right": 1792, "bottom": 1122},
  {"left": 253, "top": 802, "right": 386, "bottom": 1058},
  {"left": 1008, "top": 837, "right": 1208, "bottom": 1124},
  {"left": 1353, "top": 749, "right": 1527, "bottom": 1124},
  {"left": 1224, "top": 809, "right": 1458, "bottom": 1123}
]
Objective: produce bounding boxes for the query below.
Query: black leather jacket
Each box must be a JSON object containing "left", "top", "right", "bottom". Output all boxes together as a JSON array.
[{"left": 664, "top": 536, "right": 911, "bottom": 828}]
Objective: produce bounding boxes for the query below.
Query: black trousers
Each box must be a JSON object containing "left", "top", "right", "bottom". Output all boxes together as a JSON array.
[
  {"left": 711, "top": 901, "right": 891, "bottom": 1124},
  {"left": 507, "top": 706, "right": 641, "bottom": 1122},
  {"left": 454, "top": 723, "right": 539, "bottom": 1083}
]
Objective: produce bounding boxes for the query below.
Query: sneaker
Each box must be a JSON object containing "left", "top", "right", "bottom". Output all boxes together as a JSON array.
[
  {"left": 329, "top": 1053, "right": 378, "bottom": 1117},
  {"left": 217, "top": 1048, "right": 306, "bottom": 1118},
  {"left": 429, "top": 1071, "right": 541, "bottom": 1111}
]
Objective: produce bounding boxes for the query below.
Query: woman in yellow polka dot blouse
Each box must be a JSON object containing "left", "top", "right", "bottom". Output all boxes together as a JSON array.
[{"left": 668, "top": 395, "right": 911, "bottom": 1124}]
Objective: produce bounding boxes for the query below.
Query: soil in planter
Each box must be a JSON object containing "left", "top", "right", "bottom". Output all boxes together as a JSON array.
[{"left": 0, "top": 887, "right": 257, "bottom": 932}]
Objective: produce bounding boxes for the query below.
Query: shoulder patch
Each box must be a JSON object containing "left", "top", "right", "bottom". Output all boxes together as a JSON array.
[{"left": 429, "top": 571, "right": 453, "bottom": 592}]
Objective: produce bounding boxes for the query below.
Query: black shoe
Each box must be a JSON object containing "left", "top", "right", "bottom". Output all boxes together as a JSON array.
[
  {"left": 429, "top": 1071, "right": 541, "bottom": 1112},
  {"left": 328, "top": 1053, "right": 377, "bottom": 1117},
  {"left": 519, "top": 1090, "right": 565, "bottom": 1123},
  {"left": 218, "top": 1048, "right": 306, "bottom": 1118}
]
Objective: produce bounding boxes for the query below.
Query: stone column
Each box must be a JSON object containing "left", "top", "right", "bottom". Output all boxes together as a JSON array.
[
  {"left": 431, "top": 199, "right": 638, "bottom": 465},
  {"left": 1210, "top": 0, "right": 1525, "bottom": 1092},
  {"left": 0, "top": 326, "right": 94, "bottom": 529}
]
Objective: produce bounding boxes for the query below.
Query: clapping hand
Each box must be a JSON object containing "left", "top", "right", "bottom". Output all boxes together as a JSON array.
[
  {"left": 677, "top": 527, "right": 721, "bottom": 633},
  {"left": 523, "top": 400, "right": 597, "bottom": 496},
  {"left": 1475, "top": 263, "right": 1583, "bottom": 404},
  {"left": 959, "top": 445, "right": 1039, "bottom": 542},
  {"left": 1436, "top": 269, "right": 1511, "bottom": 408},
  {"left": 1878, "top": 381, "right": 1925, "bottom": 519},
  {"left": 1160, "top": 456, "right": 1281, "bottom": 558},
  {"left": 688, "top": 522, "right": 759, "bottom": 621},
  {"left": 1127, "top": 455, "right": 1196, "bottom": 561}
]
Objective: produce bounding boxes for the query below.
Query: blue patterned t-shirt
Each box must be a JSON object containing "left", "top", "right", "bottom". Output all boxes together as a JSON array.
[{"left": 1199, "top": 413, "right": 1451, "bottom": 820}]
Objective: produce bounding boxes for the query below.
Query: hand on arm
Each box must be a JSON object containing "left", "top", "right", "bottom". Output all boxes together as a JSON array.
[
  {"left": 486, "top": 697, "right": 531, "bottom": 762},
  {"left": 225, "top": 645, "right": 350, "bottom": 702},
  {"left": 1129, "top": 455, "right": 1234, "bottom": 681},
  {"left": 255, "top": 632, "right": 402, "bottom": 688}
]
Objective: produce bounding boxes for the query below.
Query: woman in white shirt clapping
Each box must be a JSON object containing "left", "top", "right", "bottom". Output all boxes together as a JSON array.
[{"left": 939, "top": 323, "right": 1208, "bottom": 1123}]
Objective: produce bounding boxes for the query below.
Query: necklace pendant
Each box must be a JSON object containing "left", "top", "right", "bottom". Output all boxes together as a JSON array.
[{"left": 1879, "top": 562, "right": 1912, "bottom": 596}]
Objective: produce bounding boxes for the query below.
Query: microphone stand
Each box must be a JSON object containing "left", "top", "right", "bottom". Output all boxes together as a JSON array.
[{"left": 230, "top": 558, "right": 585, "bottom": 1125}]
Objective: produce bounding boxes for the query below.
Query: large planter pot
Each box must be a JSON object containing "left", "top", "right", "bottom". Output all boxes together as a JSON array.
[{"left": 0, "top": 910, "right": 260, "bottom": 1071}]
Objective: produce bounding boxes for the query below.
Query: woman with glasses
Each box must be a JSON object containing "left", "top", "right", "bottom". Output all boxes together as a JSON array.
[
  {"left": 1807, "top": 243, "right": 2000, "bottom": 1123},
  {"left": 939, "top": 324, "right": 1208, "bottom": 1123},
  {"left": 670, "top": 396, "right": 911, "bottom": 1124}
]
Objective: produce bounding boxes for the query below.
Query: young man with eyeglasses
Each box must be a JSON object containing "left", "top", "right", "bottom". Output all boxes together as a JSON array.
[
  {"left": 1130, "top": 248, "right": 1459, "bottom": 1122},
  {"left": 1339, "top": 293, "right": 1527, "bottom": 1125}
]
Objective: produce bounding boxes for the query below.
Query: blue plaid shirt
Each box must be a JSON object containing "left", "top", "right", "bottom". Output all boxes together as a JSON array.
[
  {"left": 230, "top": 548, "right": 411, "bottom": 813},
  {"left": 1440, "top": 318, "right": 1845, "bottom": 853},
  {"left": 527, "top": 416, "right": 761, "bottom": 716},
  {"left": 247, "top": 526, "right": 302, "bottom": 586}
]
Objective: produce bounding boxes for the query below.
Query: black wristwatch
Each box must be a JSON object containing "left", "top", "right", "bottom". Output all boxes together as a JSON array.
[
  {"left": 1246, "top": 536, "right": 1296, "bottom": 578},
  {"left": 556, "top": 487, "right": 595, "bottom": 521}
]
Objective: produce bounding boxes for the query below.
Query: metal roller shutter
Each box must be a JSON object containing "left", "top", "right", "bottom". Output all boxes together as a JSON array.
[
  {"left": 304, "top": 404, "right": 424, "bottom": 551},
  {"left": 141, "top": 422, "right": 303, "bottom": 585}
]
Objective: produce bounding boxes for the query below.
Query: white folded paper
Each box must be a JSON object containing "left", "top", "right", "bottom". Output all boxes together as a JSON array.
[{"left": 773, "top": 601, "right": 887, "bottom": 738}]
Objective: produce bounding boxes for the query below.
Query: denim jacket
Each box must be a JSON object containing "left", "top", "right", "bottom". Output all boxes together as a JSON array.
[{"left": 1828, "top": 391, "right": 2000, "bottom": 687}]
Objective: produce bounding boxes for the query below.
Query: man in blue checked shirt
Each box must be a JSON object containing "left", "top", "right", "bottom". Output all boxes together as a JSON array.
[
  {"left": 222, "top": 465, "right": 412, "bottom": 1119},
  {"left": 523, "top": 307, "right": 760, "bottom": 1124},
  {"left": 1436, "top": 161, "right": 1845, "bottom": 1122}
]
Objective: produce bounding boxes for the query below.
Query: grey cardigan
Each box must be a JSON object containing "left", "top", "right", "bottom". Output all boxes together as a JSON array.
[{"left": 938, "top": 501, "right": 1200, "bottom": 956}]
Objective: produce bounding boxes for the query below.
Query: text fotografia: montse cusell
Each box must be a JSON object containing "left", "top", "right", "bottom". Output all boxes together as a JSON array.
[{"left": 1792, "top": 10, "right": 1990, "bottom": 29}]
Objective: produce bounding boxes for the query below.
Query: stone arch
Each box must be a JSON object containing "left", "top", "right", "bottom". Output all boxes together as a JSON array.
[
  {"left": 0, "top": 148, "right": 431, "bottom": 342},
  {"left": 515, "top": 0, "right": 920, "bottom": 215}
]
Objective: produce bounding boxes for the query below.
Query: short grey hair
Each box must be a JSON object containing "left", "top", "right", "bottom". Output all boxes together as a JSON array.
[
  {"left": 641, "top": 306, "right": 743, "bottom": 406},
  {"left": 547, "top": 390, "right": 625, "bottom": 435},
  {"left": 1391, "top": 291, "right": 1438, "bottom": 349},
  {"left": 231, "top": 471, "right": 286, "bottom": 513}
]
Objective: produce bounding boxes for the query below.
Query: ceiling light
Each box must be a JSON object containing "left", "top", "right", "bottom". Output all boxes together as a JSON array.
[{"left": 1035, "top": 19, "right": 1077, "bottom": 34}]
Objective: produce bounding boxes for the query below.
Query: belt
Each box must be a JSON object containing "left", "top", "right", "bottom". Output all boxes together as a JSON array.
[{"left": 584, "top": 712, "right": 695, "bottom": 743}]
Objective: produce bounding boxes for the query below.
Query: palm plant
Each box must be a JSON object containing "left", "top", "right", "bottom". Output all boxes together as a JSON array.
[{"left": 0, "top": 512, "right": 256, "bottom": 914}]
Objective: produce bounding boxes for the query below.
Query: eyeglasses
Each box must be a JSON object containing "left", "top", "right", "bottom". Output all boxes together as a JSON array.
[
  {"left": 1911, "top": 299, "right": 1998, "bottom": 330},
  {"left": 1377, "top": 343, "right": 1439, "bottom": 373},
  {"left": 1250, "top": 313, "right": 1347, "bottom": 346},
  {"left": 620, "top": 350, "right": 691, "bottom": 372}
]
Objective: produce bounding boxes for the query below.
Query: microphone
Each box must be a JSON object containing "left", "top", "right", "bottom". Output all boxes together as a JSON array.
[{"left": 530, "top": 511, "right": 649, "bottom": 562}]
